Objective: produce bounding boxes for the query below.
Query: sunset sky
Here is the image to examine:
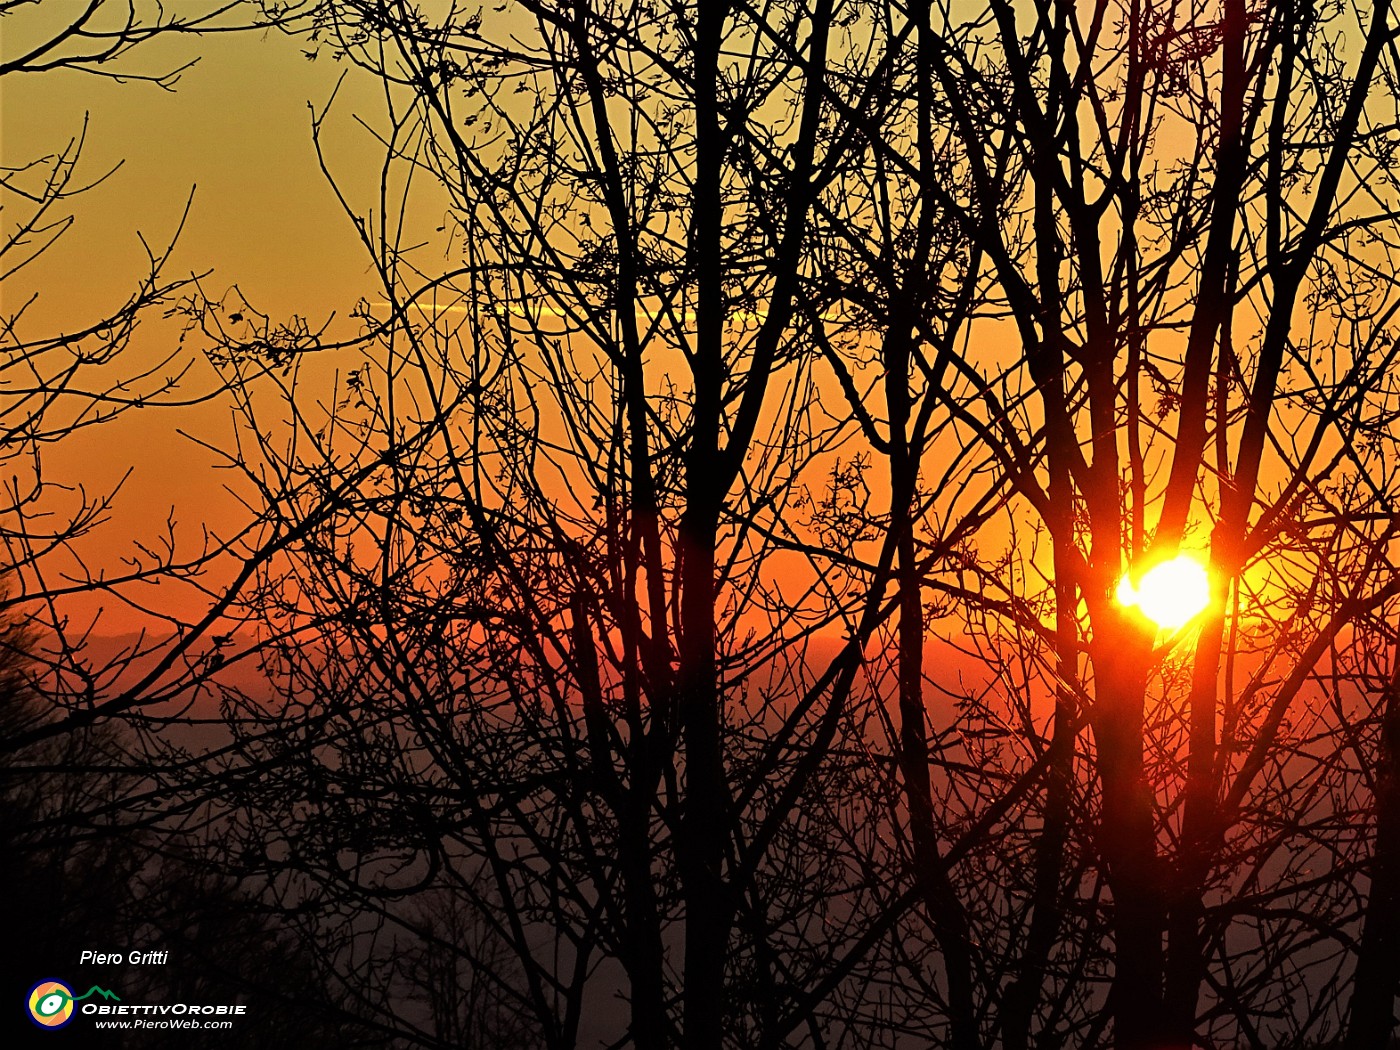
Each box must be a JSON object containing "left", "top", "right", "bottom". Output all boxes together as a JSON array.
[
  {"left": 6, "top": 5, "right": 1400, "bottom": 1049},
  {"left": 4, "top": 6, "right": 403, "bottom": 625}
]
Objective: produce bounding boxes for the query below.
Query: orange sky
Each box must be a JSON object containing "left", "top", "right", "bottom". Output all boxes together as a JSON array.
[
  {"left": 2, "top": 6, "right": 395, "bottom": 627},
  {"left": 3, "top": 1, "right": 1373, "bottom": 669}
]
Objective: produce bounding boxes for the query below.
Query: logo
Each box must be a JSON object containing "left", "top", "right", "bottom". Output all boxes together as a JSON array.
[{"left": 27, "top": 981, "right": 120, "bottom": 1029}]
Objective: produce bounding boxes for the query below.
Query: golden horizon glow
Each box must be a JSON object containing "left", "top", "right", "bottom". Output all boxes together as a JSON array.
[{"left": 1116, "top": 555, "right": 1211, "bottom": 630}]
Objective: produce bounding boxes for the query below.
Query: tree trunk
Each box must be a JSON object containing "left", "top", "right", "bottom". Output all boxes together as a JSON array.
[
  {"left": 887, "top": 323, "right": 980, "bottom": 1050},
  {"left": 1094, "top": 649, "right": 1170, "bottom": 1050},
  {"left": 1345, "top": 662, "right": 1400, "bottom": 1050},
  {"left": 679, "top": 4, "right": 732, "bottom": 1047}
]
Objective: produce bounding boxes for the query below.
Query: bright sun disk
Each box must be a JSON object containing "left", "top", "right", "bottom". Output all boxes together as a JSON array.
[{"left": 1116, "top": 555, "right": 1211, "bottom": 630}]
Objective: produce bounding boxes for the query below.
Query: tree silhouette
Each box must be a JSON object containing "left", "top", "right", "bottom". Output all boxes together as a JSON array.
[
  {"left": 862, "top": 2, "right": 1400, "bottom": 1046},
  {"left": 82, "top": 0, "right": 1400, "bottom": 1048},
  {"left": 0, "top": 0, "right": 331, "bottom": 757}
]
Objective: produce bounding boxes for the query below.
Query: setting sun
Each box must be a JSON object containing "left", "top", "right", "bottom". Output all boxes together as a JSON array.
[{"left": 1116, "top": 555, "right": 1212, "bottom": 630}]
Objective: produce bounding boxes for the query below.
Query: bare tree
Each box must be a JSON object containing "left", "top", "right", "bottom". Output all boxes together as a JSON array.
[
  {"left": 834, "top": 0, "right": 1400, "bottom": 1047},
  {"left": 154, "top": 0, "right": 1400, "bottom": 1048},
  {"left": 171, "top": 1, "right": 1027, "bottom": 1046},
  {"left": 0, "top": 0, "right": 326, "bottom": 755}
]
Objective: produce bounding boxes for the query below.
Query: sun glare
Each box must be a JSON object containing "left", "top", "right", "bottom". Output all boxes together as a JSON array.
[{"left": 1116, "top": 555, "right": 1211, "bottom": 630}]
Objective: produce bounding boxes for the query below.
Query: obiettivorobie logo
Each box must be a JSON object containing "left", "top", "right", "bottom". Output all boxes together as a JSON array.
[
  {"left": 25, "top": 978, "right": 247, "bottom": 1031},
  {"left": 27, "top": 980, "right": 120, "bottom": 1029}
]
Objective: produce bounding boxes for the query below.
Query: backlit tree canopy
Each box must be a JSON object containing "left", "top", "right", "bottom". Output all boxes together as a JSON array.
[{"left": 9, "top": 0, "right": 1400, "bottom": 1047}]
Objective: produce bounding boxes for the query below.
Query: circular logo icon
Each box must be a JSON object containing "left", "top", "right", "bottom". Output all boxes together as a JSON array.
[{"left": 27, "top": 980, "right": 75, "bottom": 1029}]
